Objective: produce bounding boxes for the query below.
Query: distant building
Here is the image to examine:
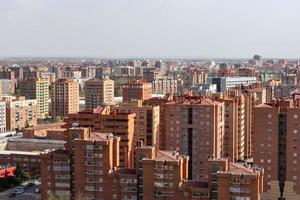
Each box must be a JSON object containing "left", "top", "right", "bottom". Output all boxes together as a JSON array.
[
  {"left": 80, "top": 66, "right": 96, "bottom": 79},
  {"left": 50, "top": 79, "right": 79, "bottom": 118},
  {"left": 122, "top": 80, "right": 152, "bottom": 103},
  {"left": 85, "top": 78, "right": 114, "bottom": 108},
  {"left": 143, "top": 67, "right": 160, "bottom": 82},
  {"left": 0, "top": 101, "right": 6, "bottom": 133},
  {"left": 152, "top": 78, "right": 177, "bottom": 95},
  {"left": 0, "top": 79, "right": 14, "bottom": 96},
  {"left": 95, "top": 67, "right": 111, "bottom": 78},
  {"left": 19, "top": 78, "right": 49, "bottom": 119},
  {"left": 4, "top": 96, "right": 37, "bottom": 131},
  {"left": 207, "top": 77, "right": 257, "bottom": 92},
  {"left": 190, "top": 84, "right": 217, "bottom": 96}
]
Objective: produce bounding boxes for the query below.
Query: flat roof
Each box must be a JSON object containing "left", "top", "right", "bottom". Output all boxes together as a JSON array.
[
  {"left": 24, "top": 123, "right": 64, "bottom": 131},
  {"left": 0, "top": 150, "right": 41, "bottom": 156},
  {"left": 8, "top": 138, "right": 65, "bottom": 144}
]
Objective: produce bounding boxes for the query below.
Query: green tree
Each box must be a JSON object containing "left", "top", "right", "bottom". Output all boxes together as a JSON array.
[
  {"left": 55, "top": 116, "right": 64, "bottom": 122},
  {"left": 25, "top": 120, "right": 30, "bottom": 128},
  {"left": 14, "top": 163, "right": 29, "bottom": 182}
]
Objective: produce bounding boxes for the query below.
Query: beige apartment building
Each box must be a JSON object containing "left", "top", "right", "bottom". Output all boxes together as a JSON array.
[
  {"left": 152, "top": 77, "right": 178, "bottom": 95},
  {"left": 19, "top": 78, "right": 49, "bottom": 118},
  {"left": 50, "top": 79, "right": 79, "bottom": 118},
  {"left": 85, "top": 78, "right": 114, "bottom": 108},
  {"left": 0, "top": 79, "right": 14, "bottom": 96},
  {"left": 4, "top": 96, "right": 37, "bottom": 131}
]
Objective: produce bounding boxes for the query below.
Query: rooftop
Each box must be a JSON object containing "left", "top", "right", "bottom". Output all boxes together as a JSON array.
[
  {"left": 226, "top": 162, "right": 263, "bottom": 175},
  {"left": 24, "top": 123, "right": 64, "bottom": 131},
  {"left": 167, "top": 95, "right": 222, "bottom": 106},
  {"left": 155, "top": 150, "right": 188, "bottom": 162},
  {"left": 8, "top": 138, "right": 65, "bottom": 144},
  {"left": 0, "top": 150, "right": 42, "bottom": 156}
]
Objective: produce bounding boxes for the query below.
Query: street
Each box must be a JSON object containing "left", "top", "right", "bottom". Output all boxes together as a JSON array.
[{"left": 0, "top": 182, "right": 40, "bottom": 200}]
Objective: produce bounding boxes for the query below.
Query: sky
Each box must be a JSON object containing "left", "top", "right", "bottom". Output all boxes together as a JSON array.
[{"left": 1, "top": 0, "right": 300, "bottom": 58}]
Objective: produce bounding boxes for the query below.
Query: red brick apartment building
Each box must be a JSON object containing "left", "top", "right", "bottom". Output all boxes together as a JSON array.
[
  {"left": 41, "top": 128, "right": 212, "bottom": 200},
  {"left": 64, "top": 106, "right": 135, "bottom": 168},
  {"left": 208, "top": 158, "right": 264, "bottom": 200},
  {"left": 122, "top": 80, "right": 152, "bottom": 103},
  {"left": 254, "top": 98, "right": 300, "bottom": 199},
  {"left": 164, "top": 95, "right": 225, "bottom": 181}
]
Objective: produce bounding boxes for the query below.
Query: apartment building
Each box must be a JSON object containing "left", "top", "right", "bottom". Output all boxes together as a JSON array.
[
  {"left": 50, "top": 79, "right": 79, "bottom": 118},
  {"left": 152, "top": 78, "right": 177, "bottom": 95},
  {"left": 164, "top": 95, "right": 225, "bottom": 181},
  {"left": 64, "top": 107, "right": 135, "bottom": 168},
  {"left": 113, "top": 100, "right": 160, "bottom": 146},
  {"left": 254, "top": 99, "right": 300, "bottom": 199},
  {"left": 208, "top": 158, "right": 264, "bottom": 200},
  {"left": 0, "top": 79, "right": 14, "bottom": 96},
  {"left": 4, "top": 96, "right": 37, "bottom": 131},
  {"left": 122, "top": 80, "right": 152, "bottom": 103},
  {"left": 0, "top": 101, "right": 6, "bottom": 133},
  {"left": 143, "top": 95, "right": 173, "bottom": 150},
  {"left": 85, "top": 78, "right": 114, "bottom": 108},
  {"left": 213, "top": 90, "right": 246, "bottom": 162},
  {"left": 41, "top": 128, "right": 117, "bottom": 200},
  {"left": 138, "top": 145, "right": 210, "bottom": 200},
  {"left": 19, "top": 78, "right": 49, "bottom": 118},
  {"left": 41, "top": 128, "right": 211, "bottom": 200}
]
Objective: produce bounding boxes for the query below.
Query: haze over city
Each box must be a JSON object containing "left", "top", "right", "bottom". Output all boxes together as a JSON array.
[{"left": 1, "top": 0, "right": 300, "bottom": 58}]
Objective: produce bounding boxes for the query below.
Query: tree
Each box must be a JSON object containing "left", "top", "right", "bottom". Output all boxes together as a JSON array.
[
  {"left": 55, "top": 116, "right": 64, "bottom": 123},
  {"left": 25, "top": 120, "right": 30, "bottom": 128},
  {"left": 14, "top": 163, "right": 29, "bottom": 182}
]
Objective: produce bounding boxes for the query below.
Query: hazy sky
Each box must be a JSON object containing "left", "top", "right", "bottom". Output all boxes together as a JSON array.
[{"left": 1, "top": 0, "right": 300, "bottom": 58}]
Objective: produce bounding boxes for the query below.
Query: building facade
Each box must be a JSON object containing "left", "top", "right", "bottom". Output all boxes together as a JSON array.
[
  {"left": 113, "top": 100, "right": 160, "bottom": 147},
  {"left": 50, "top": 79, "right": 79, "bottom": 118},
  {"left": 152, "top": 78, "right": 177, "bottom": 95},
  {"left": 164, "top": 96, "right": 225, "bottom": 181},
  {"left": 64, "top": 107, "right": 135, "bottom": 168},
  {"left": 5, "top": 96, "right": 37, "bottom": 131},
  {"left": 122, "top": 80, "right": 152, "bottom": 103},
  {"left": 254, "top": 99, "right": 300, "bottom": 199},
  {"left": 19, "top": 78, "right": 49, "bottom": 119},
  {"left": 85, "top": 78, "right": 114, "bottom": 108}
]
